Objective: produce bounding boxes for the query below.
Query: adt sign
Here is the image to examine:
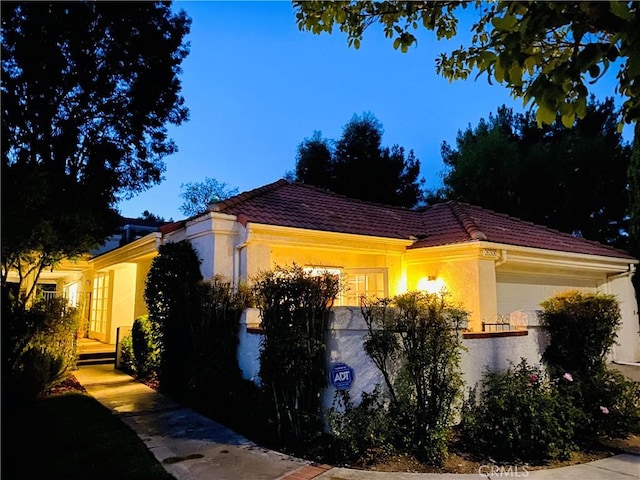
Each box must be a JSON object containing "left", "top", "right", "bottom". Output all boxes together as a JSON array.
[{"left": 330, "top": 363, "right": 354, "bottom": 390}]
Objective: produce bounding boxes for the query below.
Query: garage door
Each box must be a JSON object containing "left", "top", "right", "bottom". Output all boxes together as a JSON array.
[{"left": 497, "top": 273, "right": 599, "bottom": 315}]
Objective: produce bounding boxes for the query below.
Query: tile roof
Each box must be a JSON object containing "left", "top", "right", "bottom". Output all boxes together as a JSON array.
[
  {"left": 209, "top": 179, "right": 635, "bottom": 261},
  {"left": 211, "top": 179, "right": 424, "bottom": 240},
  {"left": 414, "top": 202, "right": 634, "bottom": 260}
]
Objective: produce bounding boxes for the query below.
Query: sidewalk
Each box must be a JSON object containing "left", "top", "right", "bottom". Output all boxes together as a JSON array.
[{"left": 75, "top": 365, "right": 639, "bottom": 480}]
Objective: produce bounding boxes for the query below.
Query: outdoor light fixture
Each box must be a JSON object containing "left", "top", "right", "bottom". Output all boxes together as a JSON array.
[{"left": 417, "top": 275, "right": 446, "bottom": 294}]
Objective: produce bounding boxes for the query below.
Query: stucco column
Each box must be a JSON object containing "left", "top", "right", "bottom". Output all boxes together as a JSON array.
[
  {"left": 606, "top": 269, "right": 640, "bottom": 362},
  {"left": 475, "top": 258, "right": 499, "bottom": 331},
  {"left": 241, "top": 243, "right": 272, "bottom": 284},
  {"left": 441, "top": 256, "right": 497, "bottom": 332}
]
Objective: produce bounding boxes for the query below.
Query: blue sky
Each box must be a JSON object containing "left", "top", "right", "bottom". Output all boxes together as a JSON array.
[{"left": 118, "top": 1, "right": 629, "bottom": 221}]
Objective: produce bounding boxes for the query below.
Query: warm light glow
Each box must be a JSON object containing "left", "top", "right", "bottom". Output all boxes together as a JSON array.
[
  {"left": 417, "top": 276, "right": 446, "bottom": 295},
  {"left": 396, "top": 273, "right": 408, "bottom": 295},
  {"left": 304, "top": 266, "right": 342, "bottom": 277}
]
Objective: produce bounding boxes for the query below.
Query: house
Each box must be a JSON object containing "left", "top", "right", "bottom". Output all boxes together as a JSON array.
[
  {"left": 17, "top": 179, "right": 639, "bottom": 372},
  {"left": 4, "top": 216, "right": 166, "bottom": 343}
]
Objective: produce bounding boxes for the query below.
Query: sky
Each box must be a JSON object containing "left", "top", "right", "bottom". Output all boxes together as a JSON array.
[{"left": 118, "top": 1, "right": 630, "bottom": 222}]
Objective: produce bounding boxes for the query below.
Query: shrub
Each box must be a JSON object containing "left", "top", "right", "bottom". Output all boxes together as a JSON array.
[
  {"left": 461, "top": 359, "right": 578, "bottom": 462},
  {"left": 540, "top": 290, "right": 640, "bottom": 441},
  {"left": 118, "top": 333, "right": 135, "bottom": 375},
  {"left": 327, "top": 386, "right": 392, "bottom": 463},
  {"left": 144, "top": 240, "right": 202, "bottom": 397},
  {"left": 3, "top": 297, "right": 79, "bottom": 403},
  {"left": 356, "top": 291, "right": 467, "bottom": 465},
  {"left": 254, "top": 263, "right": 341, "bottom": 445},
  {"left": 555, "top": 366, "right": 640, "bottom": 440},
  {"left": 187, "top": 276, "right": 252, "bottom": 409},
  {"left": 131, "top": 315, "right": 158, "bottom": 379},
  {"left": 541, "top": 290, "right": 620, "bottom": 377}
]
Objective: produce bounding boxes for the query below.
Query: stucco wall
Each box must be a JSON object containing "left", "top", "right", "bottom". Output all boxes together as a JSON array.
[
  {"left": 109, "top": 264, "right": 137, "bottom": 344},
  {"left": 606, "top": 273, "right": 640, "bottom": 362},
  {"left": 236, "top": 307, "right": 552, "bottom": 412}
]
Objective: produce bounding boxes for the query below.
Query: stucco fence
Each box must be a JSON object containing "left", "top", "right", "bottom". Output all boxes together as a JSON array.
[{"left": 237, "top": 307, "right": 550, "bottom": 413}]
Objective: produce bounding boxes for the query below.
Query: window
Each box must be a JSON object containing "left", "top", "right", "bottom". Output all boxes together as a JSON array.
[
  {"left": 90, "top": 272, "right": 110, "bottom": 334},
  {"left": 342, "top": 268, "right": 387, "bottom": 306},
  {"left": 303, "top": 266, "right": 388, "bottom": 306}
]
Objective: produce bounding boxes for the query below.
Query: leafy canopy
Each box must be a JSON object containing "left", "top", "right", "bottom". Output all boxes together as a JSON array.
[
  {"left": 294, "top": 1, "right": 640, "bottom": 132},
  {"left": 430, "top": 97, "right": 631, "bottom": 249},
  {"left": 179, "top": 177, "right": 239, "bottom": 217},
  {"left": 294, "top": 113, "right": 425, "bottom": 208},
  {"left": 1, "top": 2, "right": 191, "bottom": 299}
]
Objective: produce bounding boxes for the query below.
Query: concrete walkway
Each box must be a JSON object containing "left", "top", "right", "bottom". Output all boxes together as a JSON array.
[{"left": 75, "top": 365, "right": 639, "bottom": 480}]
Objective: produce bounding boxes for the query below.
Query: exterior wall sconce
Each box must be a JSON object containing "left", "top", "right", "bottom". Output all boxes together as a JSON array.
[{"left": 417, "top": 275, "right": 446, "bottom": 295}]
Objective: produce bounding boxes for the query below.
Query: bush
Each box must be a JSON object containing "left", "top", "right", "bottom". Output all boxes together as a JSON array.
[
  {"left": 461, "top": 359, "right": 578, "bottom": 463},
  {"left": 254, "top": 263, "right": 341, "bottom": 445},
  {"left": 131, "top": 315, "right": 158, "bottom": 379},
  {"left": 3, "top": 297, "right": 79, "bottom": 403},
  {"left": 327, "top": 386, "right": 392, "bottom": 463},
  {"left": 118, "top": 334, "right": 135, "bottom": 375},
  {"left": 354, "top": 292, "right": 467, "bottom": 465},
  {"left": 541, "top": 290, "right": 640, "bottom": 441},
  {"left": 144, "top": 240, "right": 202, "bottom": 397},
  {"left": 541, "top": 290, "right": 620, "bottom": 377},
  {"left": 186, "top": 277, "right": 252, "bottom": 409},
  {"left": 555, "top": 366, "right": 640, "bottom": 440}
]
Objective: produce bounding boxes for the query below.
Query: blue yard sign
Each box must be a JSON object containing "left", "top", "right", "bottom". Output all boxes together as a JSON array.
[{"left": 330, "top": 363, "right": 354, "bottom": 390}]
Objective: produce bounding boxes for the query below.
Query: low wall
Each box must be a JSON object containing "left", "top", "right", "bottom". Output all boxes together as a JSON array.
[{"left": 236, "top": 307, "right": 551, "bottom": 411}]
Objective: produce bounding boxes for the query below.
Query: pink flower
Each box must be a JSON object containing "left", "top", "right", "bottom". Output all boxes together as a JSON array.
[
  {"left": 563, "top": 373, "right": 573, "bottom": 382},
  {"left": 529, "top": 374, "right": 539, "bottom": 383},
  {"left": 600, "top": 406, "right": 609, "bottom": 414}
]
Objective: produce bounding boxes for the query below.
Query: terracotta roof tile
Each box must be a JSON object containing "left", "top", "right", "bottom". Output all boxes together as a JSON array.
[
  {"left": 413, "top": 202, "right": 634, "bottom": 260},
  {"left": 208, "top": 180, "right": 635, "bottom": 261},
  {"left": 212, "top": 180, "right": 423, "bottom": 240}
]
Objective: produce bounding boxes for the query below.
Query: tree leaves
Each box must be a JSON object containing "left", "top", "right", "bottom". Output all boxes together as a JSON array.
[
  {"left": 179, "top": 177, "right": 239, "bottom": 217},
  {"left": 433, "top": 98, "right": 631, "bottom": 249},
  {"left": 293, "top": 1, "right": 640, "bottom": 128},
  {"left": 293, "top": 113, "right": 425, "bottom": 208},
  {"left": 1, "top": 2, "right": 191, "bottom": 293}
]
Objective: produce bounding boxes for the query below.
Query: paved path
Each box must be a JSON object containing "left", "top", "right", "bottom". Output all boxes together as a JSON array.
[{"left": 75, "top": 365, "right": 639, "bottom": 480}]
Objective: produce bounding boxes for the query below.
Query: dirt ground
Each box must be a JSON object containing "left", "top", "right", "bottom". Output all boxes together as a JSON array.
[{"left": 351, "top": 434, "right": 640, "bottom": 474}]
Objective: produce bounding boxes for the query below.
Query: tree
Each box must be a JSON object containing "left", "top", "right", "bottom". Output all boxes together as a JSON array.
[
  {"left": 295, "top": 131, "right": 334, "bottom": 189},
  {"left": 179, "top": 177, "right": 239, "bottom": 217},
  {"left": 294, "top": 113, "right": 425, "bottom": 207},
  {"left": 139, "top": 211, "right": 167, "bottom": 223},
  {"left": 1, "top": 2, "right": 191, "bottom": 304},
  {"left": 294, "top": 1, "right": 640, "bottom": 130},
  {"left": 430, "top": 97, "right": 631, "bottom": 249}
]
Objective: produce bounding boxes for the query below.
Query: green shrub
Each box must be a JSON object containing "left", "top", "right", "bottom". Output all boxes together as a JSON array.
[
  {"left": 118, "top": 334, "right": 135, "bottom": 375},
  {"left": 357, "top": 292, "right": 467, "bottom": 465},
  {"left": 131, "top": 315, "right": 158, "bottom": 379},
  {"left": 540, "top": 290, "right": 640, "bottom": 441},
  {"left": 541, "top": 290, "right": 621, "bottom": 377},
  {"left": 555, "top": 366, "right": 640, "bottom": 440},
  {"left": 144, "top": 240, "right": 202, "bottom": 397},
  {"left": 187, "top": 276, "right": 252, "bottom": 409},
  {"left": 254, "top": 263, "right": 341, "bottom": 445},
  {"left": 3, "top": 297, "right": 79, "bottom": 403},
  {"left": 461, "top": 359, "right": 578, "bottom": 462},
  {"left": 327, "top": 386, "right": 392, "bottom": 463}
]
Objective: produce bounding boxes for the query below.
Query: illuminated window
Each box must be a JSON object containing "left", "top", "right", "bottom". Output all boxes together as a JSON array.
[
  {"left": 342, "top": 268, "right": 387, "bottom": 306},
  {"left": 90, "top": 272, "right": 110, "bottom": 334},
  {"left": 303, "top": 266, "right": 388, "bottom": 306}
]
